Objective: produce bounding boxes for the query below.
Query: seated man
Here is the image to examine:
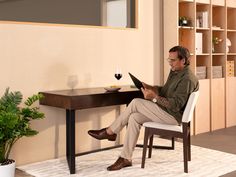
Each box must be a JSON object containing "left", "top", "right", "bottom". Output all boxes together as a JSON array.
[{"left": 88, "top": 46, "right": 199, "bottom": 171}]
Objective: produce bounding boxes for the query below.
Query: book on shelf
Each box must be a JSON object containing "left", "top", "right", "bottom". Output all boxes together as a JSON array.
[
  {"left": 195, "top": 32, "right": 203, "bottom": 54},
  {"left": 196, "top": 11, "right": 208, "bottom": 28}
]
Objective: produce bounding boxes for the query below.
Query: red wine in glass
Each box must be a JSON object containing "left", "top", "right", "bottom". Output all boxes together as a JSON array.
[{"left": 115, "top": 73, "right": 122, "bottom": 80}]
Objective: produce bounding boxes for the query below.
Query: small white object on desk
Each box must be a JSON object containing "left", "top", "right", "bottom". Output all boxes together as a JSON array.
[{"left": 104, "top": 86, "right": 121, "bottom": 92}]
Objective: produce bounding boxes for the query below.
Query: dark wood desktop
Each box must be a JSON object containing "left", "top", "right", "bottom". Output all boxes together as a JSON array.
[{"left": 39, "top": 85, "right": 143, "bottom": 174}]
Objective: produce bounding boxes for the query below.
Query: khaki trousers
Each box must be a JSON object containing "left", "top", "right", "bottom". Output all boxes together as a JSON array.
[{"left": 110, "top": 98, "right": 178, "bottom": 160}]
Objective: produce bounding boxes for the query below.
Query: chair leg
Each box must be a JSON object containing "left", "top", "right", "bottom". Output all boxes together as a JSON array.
[
  {"left": 171, "top": 137, "right": 175, "bottom": 149},
  {"left": 188, "top": 134, "right": 191, "bottom": 161},
  {"left": 148, "top": 135, "right": 153, "bottom": 158},
  {"left": 182, "top": 123, "right": 190, "bottom": 173},
  {"left": 183, "top": 135, "right": 188, "bottom": 173},
  {"left": 141, "top": 128, "right": 150, "bottom": 168}
]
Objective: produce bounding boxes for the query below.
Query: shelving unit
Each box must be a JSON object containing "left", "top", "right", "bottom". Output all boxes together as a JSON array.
[
  {"left": 212, "top": 0, "right": 225, "bottom": 129},
  {"left": 226, "top": 0, "right": 236, "bottom": 127},
  {"left": 164, "top": 0, "right": 236, "bottom": 135}
]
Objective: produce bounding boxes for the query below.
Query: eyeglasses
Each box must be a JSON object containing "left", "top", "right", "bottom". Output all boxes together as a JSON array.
[{"left": 166, "top": 58, "right": 179, "bottom": 62}]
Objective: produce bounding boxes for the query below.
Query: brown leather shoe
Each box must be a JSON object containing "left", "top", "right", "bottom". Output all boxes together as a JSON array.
[
  {"left": 107, "top": 157, "right": 132, "bottom": 171},
  {"left": 88, "top": 128, "right": 117, "bottom": 141}
]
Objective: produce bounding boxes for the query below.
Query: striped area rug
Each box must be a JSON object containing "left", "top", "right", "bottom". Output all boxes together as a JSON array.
[{"left": 18, "top": 138, "right": 236, "bottom": 177}]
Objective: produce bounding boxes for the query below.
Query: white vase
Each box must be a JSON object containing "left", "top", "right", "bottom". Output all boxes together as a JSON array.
[
  {"left": 212, "top": 45, "right": 215, "bottom": 53},
  {"left": 226, "top": 46, "right": 229, "bottom": 53},
  {"left": 0, "top": 160, "right": 15, "bottom": 177}
]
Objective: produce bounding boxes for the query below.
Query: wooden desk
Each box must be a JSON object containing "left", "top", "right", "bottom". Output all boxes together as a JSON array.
[{"left": 39, "top": 86, "right": 143, "bottom": 174}]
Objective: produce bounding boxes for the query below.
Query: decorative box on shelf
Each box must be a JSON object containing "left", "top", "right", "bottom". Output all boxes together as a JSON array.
[
  {"left": 212, "top": 66, "right": 223, "bottom": 78},
  {"left": 196, "top": 66, "right": 207, "bottom": 79},
  {"left": 227, "top": 60, "right": 235, "bottom": 77}
]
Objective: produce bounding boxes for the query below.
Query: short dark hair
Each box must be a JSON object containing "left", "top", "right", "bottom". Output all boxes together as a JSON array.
[{"left": 169, "top": 46, "right": 190, "bottom": 65}]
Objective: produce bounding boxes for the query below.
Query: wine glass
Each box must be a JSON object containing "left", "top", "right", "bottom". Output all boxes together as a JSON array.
[
  {"left": 67, "top": 75, "right": 78, "bottom": 90},
  {"left": 114, "top": 68, "right": 122, "bottom": 86}
]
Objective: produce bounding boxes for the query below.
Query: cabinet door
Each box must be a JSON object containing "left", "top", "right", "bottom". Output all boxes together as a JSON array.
[
  {"left": 226, "top": 77, "right": 236, "bottom": 127},
  {"left": 195, "top": 79, "right": 210, "bottom": 134},
  {"left": 212, "top": 78, "right": 225, "bottom": 130}
]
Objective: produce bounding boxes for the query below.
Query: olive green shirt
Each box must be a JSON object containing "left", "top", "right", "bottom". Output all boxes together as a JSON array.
[{"left": 157, "top": 66, "right": 199, "bottom": 124}]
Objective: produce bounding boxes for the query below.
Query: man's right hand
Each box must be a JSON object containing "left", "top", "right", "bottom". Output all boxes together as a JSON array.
[
  {"left": 142, "top": 82, "right": 159, "bottom": 95},
  {"left": 142, "top": 82, "right": 153, "bottom": 89},
  {"left": 141, "top": 87, "right": 157, "bottom": 100}
]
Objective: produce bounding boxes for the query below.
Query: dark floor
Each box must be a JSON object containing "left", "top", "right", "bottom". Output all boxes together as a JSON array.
[
  {"left": 16, "top": 169, "right": 33, "bottom": 177},
  {"left": 191, "top": 126, "right": 236, "bottom": 177},
  {"left": 16, "top": 126, "right": 236, "bottom": 177}
]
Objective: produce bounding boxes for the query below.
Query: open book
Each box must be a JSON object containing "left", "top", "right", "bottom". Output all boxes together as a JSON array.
[{"left": 128, "top": 72, "right": 144, "bottom": 89}]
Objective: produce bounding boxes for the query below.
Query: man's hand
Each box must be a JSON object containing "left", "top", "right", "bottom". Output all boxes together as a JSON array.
[
  {"left": 142, "top": 82, "right": 153, "bottom": 90},
  {"left": 142, "top": 82, "right": 159, "bottom": 92},
  {"left": 141, "top": 87, "right": 158, "bottom": 100}
]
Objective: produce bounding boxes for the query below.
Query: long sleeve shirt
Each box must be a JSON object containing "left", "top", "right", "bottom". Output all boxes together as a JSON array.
[{"left": 157, "top": 66, "right": 199, "bottom": 124}]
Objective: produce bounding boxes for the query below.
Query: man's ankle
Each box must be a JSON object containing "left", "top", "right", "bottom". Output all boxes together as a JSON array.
[{"left": 106, "top": 127, "right": 114, "bottom": 135}]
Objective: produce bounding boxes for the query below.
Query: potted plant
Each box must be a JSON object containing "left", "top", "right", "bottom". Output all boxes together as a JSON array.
[
  {"left": 0, "top": 88, "right": 45, "bottom": 177},
  {"left": 212, "top": 36, "right": 223, "bottom": 53},
  {"left": 179, "top": 16, "right": 190, "bottom": 26}
]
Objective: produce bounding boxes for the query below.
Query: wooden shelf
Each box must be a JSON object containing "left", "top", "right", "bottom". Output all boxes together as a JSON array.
[
  {"left": 196, "top": 27, "right": 210, "bottom": 31},
  {"left": 179, "top": 0, "right": 194, "bottom": 3},
  {"left": 227, "top": 29, "right": 236, "bottom": 32},
  {"left": 227, "top": 53, "right": 236, "bottom": 55},
  {"left": 196, "top": 0, "right": 210, "bottom": 5},
  {"left": 196, "top": 53, "right": 210, "bottom": 56},
  {"left": 178, "top": 26, "right": 194, "bottom": 29},
  {"left": 212, "top": 28, "right": 225, "bottom": 31},
  {"left": 164, "top": 0, "right": 236, "bottom": 134},
  {"left": 212, "top": 53, "right": 225, "bottom": 55}
]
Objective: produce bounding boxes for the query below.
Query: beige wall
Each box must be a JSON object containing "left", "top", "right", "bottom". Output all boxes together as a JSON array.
[{"left": 0, "top": 0, "right": 162, "bottom": 166}]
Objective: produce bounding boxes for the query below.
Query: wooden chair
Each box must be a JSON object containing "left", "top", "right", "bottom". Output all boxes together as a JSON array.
[{"left": 141, "top": 91, "right": 199, "bottom": 173}]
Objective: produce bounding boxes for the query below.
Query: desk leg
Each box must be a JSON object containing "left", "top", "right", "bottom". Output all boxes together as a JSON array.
[{"left": 66, "top": 109, "right": 75, "bottom": 174}]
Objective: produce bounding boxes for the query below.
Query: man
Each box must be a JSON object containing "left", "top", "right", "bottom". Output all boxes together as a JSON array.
[{"left": 88, "top": 46, "right": 199, "bottom": 171}]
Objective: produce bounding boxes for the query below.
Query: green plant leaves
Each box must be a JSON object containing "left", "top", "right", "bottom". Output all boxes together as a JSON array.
[
  {"left": 0, "top": 87, "right": 22, "bottom": 109},
  {"left": 24, "top": 93, "right": 44, "bottom": 106},
  {"left": 0, "top": 88, "right": 45, "bottom": 164}
]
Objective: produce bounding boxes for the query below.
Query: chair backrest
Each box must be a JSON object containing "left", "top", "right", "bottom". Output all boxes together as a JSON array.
[{"left": 182, "top": 91, "right": 199, "bottom": 123}]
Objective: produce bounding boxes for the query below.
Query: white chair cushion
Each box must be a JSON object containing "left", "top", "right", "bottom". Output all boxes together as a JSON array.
[{"left": 143, "top": 122, "right": 182, "bottom": 132}]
